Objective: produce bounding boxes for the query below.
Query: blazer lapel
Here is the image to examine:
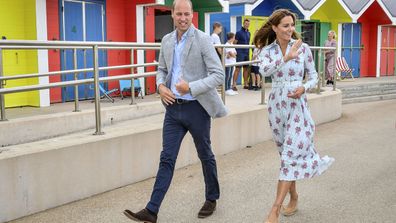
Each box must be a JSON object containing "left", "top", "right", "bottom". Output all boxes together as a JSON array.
[
  {"left": 180, "top": 27, "right": 195, "bottom": 69},
  {"left": 168, "top": 31, "right": 176, "bottom": 71},
  {"left": 165, "top": 31, "right": 176, "bottom": 86}
]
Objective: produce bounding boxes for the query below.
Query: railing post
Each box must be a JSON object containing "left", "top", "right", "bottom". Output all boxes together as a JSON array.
[
  {"left": 0, "top": 48, "right": 7, "bottom": 121},
  {"left": 260, "top": 77, "right": 266, "bottom": 105},
  {"left": 93, "top": 45, "right": 103, "bottom": 135},
  {"left": 221, "top": 46, "right": 226, "bottom": 104},
  {"left": 316, "top": 49, "right": 322, "bottom": 94},
  {"left": 322, "top": 49, "right": 326, "bottom": 87},
  {"left": 130, "top": 48, "right": 135, "bottom": 105},
  {"left": 83, "top": 49, "right": 88, "bottom": 97},
  {"left": 333, "top": 49, "right": 337, "bottom": 91},
  {"left": 73, "top": 48, "right": 80, "bottom": 112}
]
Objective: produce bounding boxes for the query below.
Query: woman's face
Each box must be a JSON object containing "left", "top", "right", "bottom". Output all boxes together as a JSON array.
[
  {"left": 273, "top": 16, "right": 295, "bottom": 43},
  {"left": 328, "top": 32, "right": 335, "bottom": 40}
]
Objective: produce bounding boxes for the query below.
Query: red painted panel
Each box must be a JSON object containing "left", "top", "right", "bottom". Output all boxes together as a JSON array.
[
  {"left": 193, "top": 12, "right": 198, "bottom": 27},
  {"left": 126, "top": 0, "right": 137, "bottom": 79},
  {"left": 380, "top": 27, "right": 388, "bottom": 76},
  {"left": 380, "top": 26, "right": 396, "bottom": 76},
  {"left": 46, "top": 0, "right": 62, "bottom": 103},
  {"left": 106, "top": 0, "right": 129, "bottom": 92},
  {"left": 358, "top": 1, "right": 392, "bottom": 77},
  {"left": 136, "top": 0, "right": 155, "bottom": 3},
  {"left": 145, "top": 7, "right": 156, "bottom": 94},
  {"left": 360, "top": 23, "right": 369, "bottom": 77},
  {"left": 388, "top": 27, "right": 395, "bottom": 75}
]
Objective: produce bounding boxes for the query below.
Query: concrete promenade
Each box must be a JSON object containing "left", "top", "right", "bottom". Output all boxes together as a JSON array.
[{"left": 8, "top": 99, "right": 396, "bottom": 223}]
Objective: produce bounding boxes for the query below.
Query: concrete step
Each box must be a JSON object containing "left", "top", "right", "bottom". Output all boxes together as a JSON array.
[
  {"left": 338, "top": 82, "right": 396, "bottom": 100},
  {"left": 0, "top": 101, "right": 165, "bottom": 147},
  {"left": 342, "top": 88, "right": 396, "bottom": 99},
  {"left": 342, "top": 93, "right": 396, "bottom": 104}
]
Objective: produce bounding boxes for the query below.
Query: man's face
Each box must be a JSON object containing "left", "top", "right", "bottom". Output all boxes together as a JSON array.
[
  {"left": 243, "top": 20, "right": 250, "bottom": 29},
  {"left": 172, "top": 0, "right": 193, "bottom": 34}
]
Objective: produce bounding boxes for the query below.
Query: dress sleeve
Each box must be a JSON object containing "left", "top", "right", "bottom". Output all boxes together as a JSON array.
[
  {"left": 302, "top": 44, "right": 318, "bottom": 91},
  {"left": 258, "top": 47, "right": 286, "bottom": 77}
]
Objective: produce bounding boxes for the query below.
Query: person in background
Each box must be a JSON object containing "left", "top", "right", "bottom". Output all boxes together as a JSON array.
[
  {"left": 324, "top": 30, "right": 337, "bottom": 85},
  {"left": 254, "top": 9, "right": 334, "bottom": 223},
  {"left": 249, "top": 46, "right": 262, "bottom": 91},
  {"left": 232, "top": 18, "right": 251, "bottom": 91},
  {"left": 225, "top": 32, "right": 238, "bottom": 96},
  {"left": 211, "top": 22, "right": 223, "bottom": 59}
]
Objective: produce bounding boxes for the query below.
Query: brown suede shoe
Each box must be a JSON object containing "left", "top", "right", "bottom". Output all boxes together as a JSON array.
[
  {"left": 198, "top": 200, "right": 216, "bottom": 218},
  {"left": 123, "top": 208, "right": 157, "bottom": 223}
]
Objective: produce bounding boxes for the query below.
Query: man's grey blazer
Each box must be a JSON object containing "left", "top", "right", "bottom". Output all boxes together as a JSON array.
[{"left": 156, "top": 26, "right": 228, "bottom": 118}]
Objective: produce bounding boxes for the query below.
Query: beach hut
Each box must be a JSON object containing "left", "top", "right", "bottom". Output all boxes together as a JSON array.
[
  {"left": 0, "top": 0, "right": 49, "bottom": 108},
  {"left": 377, "top": 0, "right": 396, "bottom": 77}
]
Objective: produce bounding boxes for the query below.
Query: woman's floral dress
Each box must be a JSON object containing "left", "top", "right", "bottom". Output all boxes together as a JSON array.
[{"left": 258, "top": 39, "right": 334, "bottom": 181}]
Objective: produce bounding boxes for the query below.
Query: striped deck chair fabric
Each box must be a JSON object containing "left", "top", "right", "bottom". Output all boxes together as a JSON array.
[{"left": 336, "top": 57, "right": 354, "bottom": 80}]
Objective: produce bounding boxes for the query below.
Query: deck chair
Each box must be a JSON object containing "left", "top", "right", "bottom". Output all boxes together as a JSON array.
[
  {"left": 336, "top": 57, "right": 355, "bottom": 81},
  {"left": 99, "top": 84, "right": 118, "bottom": 103},
  {"left": 119, "top": 79, "right": 143, "bottom": 100}
]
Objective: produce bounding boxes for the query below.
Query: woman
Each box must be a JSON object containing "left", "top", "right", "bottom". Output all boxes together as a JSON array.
[
  {"left": 325, "top": 30, "right": 337, "bottom": 85},
  {"left": 254, "top": 9, "right": 334, "bottom": 223}
]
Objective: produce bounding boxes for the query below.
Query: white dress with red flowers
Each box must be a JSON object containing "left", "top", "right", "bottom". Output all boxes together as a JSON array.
[{"left": 258, "top": 39, "right": 334, "bottom": 181}]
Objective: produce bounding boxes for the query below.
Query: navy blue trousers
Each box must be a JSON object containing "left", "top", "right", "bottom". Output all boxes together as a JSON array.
[{"left": 146, "top": 101, "right": 220, "bottom": 214}]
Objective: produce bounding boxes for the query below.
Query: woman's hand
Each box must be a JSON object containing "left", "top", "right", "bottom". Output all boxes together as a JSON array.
[
  {"left": 287, "top": 86, "right": 305, "bottom": 99},
  {"left": 284, "top": 39, "right": 302, "bottom": 62}
]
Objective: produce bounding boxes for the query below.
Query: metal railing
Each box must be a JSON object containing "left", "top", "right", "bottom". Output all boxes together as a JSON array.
[
  {"left": 0, "top": 40, "right": 336, "bottom": 135},
  {"left": 216, "top": 44, "right": 337, "bottom": 104},
  {"left": 310, "top": 46, "right": 337, "bottom": 92},
  {"left": 0, "top": 40, "right": 160, "bottom": 134}
]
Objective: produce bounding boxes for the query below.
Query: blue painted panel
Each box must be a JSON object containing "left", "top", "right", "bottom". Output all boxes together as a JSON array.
[
  {"left": 351, "top": 23, "right": 361, "bottom": 77},
  {"left": 61, "top": 0, "right": 107, "bottom": 101},
  {"left": 252, "top": 0, "right": 304, "bottom": 18},
  {"left": 230, "top": 4, "right": 245, "bottom": 16},
  {"left": 63, "top": 1, "right": 85, "bottom": 101},
  {"left": 210, "top": 13, "right": 230, "bottom": 43},
  {"left": 85, "top": 2, "right": 107, "bottom": 98},
  {"left": 342, "top": 23, "right": 361, "bottom": 77}
]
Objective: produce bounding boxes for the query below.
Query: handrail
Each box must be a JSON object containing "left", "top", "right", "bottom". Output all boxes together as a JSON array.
[
  {"left": 0, "top": 62, "right": 159, "bottom": 81},
  {"left": 0, "top": 40, "right": 336, "bottom": 134},
  {"left": 0, "top": 72, "right": 156, "bottom": 95},
  {"left": 0, "top": 40, "right": 161, "bottom": 47},
  {"left": 0, "top": 46, "right": 161, "bottom": 50}
]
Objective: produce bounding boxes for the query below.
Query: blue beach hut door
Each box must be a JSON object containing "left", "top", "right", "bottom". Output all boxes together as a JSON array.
[
  {"left": 341, "top": 23, "right": 362, "bottom": 78},
  {"left": 60, "top": 0, "right": 107, "bottom": 101}
]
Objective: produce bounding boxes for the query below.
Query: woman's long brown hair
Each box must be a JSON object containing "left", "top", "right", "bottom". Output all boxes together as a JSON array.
[{"left": 253, "top": 9, "right": 300, "bottom": 49}]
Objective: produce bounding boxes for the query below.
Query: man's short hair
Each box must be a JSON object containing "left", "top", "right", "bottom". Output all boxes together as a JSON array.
[
  {"left": 172, "top": 0, "right": 193, "bottom": 11},
  {"left": 227, "top": 32, "right": 235, "bottom": 40},
  {"left": 213, "top": 22, "right": 222, "bottom": 31},
  {"left": 243, "top": 18, "right": 250, "bottom": 23}
]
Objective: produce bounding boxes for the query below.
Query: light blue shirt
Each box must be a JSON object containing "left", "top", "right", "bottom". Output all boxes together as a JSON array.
[{"left": 170, "top": 26, "right": 195, "bottom": 100}]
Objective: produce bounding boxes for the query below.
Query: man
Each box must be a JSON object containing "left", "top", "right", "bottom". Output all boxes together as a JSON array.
[
  {"left": 123, "top": 0, "right": 227, "bottom": 222},
  {"left": 232, "top": 18, "right": 251, "bottom": 91},
  {"left": 211, "top": 22, "right": 223, "bottom": 58}
]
